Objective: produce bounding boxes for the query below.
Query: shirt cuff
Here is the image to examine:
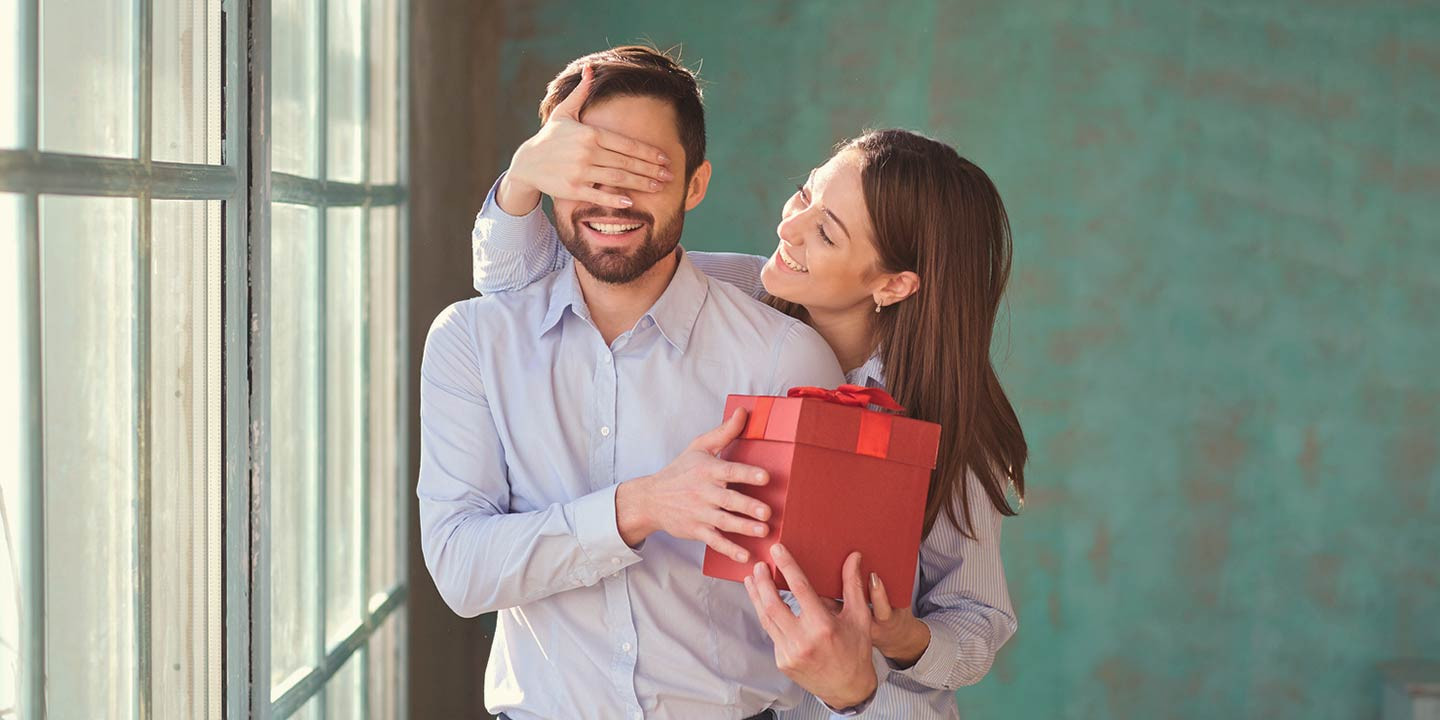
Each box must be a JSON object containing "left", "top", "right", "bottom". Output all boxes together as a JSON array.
[
  {"left": 570, "top": 483, "right": 643, "bottom": 583},
  {"left": 890, "top": 615, "right": 957, "bottom": 684},
  {"left": 475, "top": 171, "right": 552, "bottom": 256}
]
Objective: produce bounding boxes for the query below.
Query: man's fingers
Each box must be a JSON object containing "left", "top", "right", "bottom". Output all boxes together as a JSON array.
[
  {"left": 571, "top": 185, "right": 633, "bottom": 209},
  {"left": 707, "top": 508, "right": 768, "bottom": 538},
  {"left": 713, "top": 487, "right": 771, "bottom": 522},
  {"left": 582, "top": 165, "right": 661, "bottom": 194},
  {"left": 769, "top": 543, "right": 829, "bottom": 619},
  {"left": 690, "top": 407, "right": 749, "bottom": 455},
  {"left": 751, "top": 562, "right": 800, "bottom": 642},
  {"left": 840, "top": 552, "right": 871, "bottom": 624},
  {"left": 595, "top": 148, "right": 673, "bottom": 183},
  {"left": 869, "top": 569, "right": 893, "bottom": 622},
  {"left": 552, "top": 65, "right": 593, "bottom": 120},
  {"left": 713, "top": 459, "right": 768, "bottom": 487},
  {"left": 698, "top": 527, "right": 750, "bottom": 564},
  {"left": 594, "top": 125, "right": 672, "bottom": 167}
]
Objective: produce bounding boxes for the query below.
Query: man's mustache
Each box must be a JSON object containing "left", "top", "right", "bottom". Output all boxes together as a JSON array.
[{"left": 573, "top": 206, "right": 654, "bottom": 225}]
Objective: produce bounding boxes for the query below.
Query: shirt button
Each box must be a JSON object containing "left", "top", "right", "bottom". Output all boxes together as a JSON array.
[
  {"left": 622, "top": 642, "right": 632, "bottom": 652},
  {"left": 602, "top": 354, "right": 612, "bottom": 364},
  {"left": 600, "top": 426, "right": 611, "bottom": 437},
  {"left": 611, "top": 557, "right": 621, "bottom": 565}
]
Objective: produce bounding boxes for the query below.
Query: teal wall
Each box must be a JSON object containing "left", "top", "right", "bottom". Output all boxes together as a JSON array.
[{"left": 485, "top": 2, "right": 1440, "bottom": 718}]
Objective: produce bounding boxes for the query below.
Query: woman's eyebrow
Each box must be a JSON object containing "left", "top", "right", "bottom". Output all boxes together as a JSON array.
[{"left": 806, "top": 169, "right": 852, "bottom": 239}]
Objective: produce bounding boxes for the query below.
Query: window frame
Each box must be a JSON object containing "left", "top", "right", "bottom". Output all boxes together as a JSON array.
[{"left": 0, "top": 0, "right": 411, "bottom": 716}]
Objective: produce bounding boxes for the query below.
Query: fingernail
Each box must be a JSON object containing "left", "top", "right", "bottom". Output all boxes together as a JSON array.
[
  {"left": 738, "top": 550, "right": 749, "bottom": 562},
  {"left": 744, "top": 576, "right": 753, "bottom": 589},
  {"left": 659, "top": 168, "right": 674, "bottom": 181},
  {"left": 618, "top": 196, "right": 633, "bottom": 207},
  {"left": 658, "top": 153, "right": 670, "bottom": 164},
  {"left": 756, "top": 506, "right": 769, "bottom": 520},
  {"left": 772, "top": 543, "right": 786, "bottom": 557},
  {"left": 870, "top": 572, "right": 880, "bottom": 588},
  {"left": 754, "top": 562, "right": 767, "bottom": 575},
  {"left": 754, "top": 524, "right": 766, "bottom": 536},
  {"left": 754, "top": 470, "right": 765, "bottom": 483},
  {"left": 649, "top": 180, "right": 659, "bottom": 191}
]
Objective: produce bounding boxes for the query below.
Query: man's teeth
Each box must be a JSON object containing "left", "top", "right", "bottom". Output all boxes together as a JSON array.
[
  {"left": 779, "top": 245, "right": 808, "bottom": 273},
  {"left": 586, "top": 221, "right": 643, "bottom": 235}
]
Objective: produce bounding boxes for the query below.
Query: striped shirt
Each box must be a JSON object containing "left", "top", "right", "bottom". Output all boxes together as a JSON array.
[{"left": 472, "top": 177, "right": 1017, "bottom": 719}]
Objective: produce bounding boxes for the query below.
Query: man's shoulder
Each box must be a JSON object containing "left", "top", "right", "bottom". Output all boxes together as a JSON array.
[
  {"left": 426, "top": 269, "right": 563, "bottom": 347},
  {"left": 698, "top": 275, "right": 805, "bottom": 341}
]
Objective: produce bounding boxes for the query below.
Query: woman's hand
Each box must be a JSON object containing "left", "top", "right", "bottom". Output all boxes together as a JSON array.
[
  {"left": 743, "top": 544, "right": 877, "bottom": 710},
  {"left": 498, "top": 65, "right": 675, "bottom": 214},
  {"left": 866, "top": 573, "right": 931, "bottom": 668}
]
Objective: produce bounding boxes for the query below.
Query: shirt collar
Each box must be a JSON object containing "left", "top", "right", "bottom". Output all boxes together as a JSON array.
[
  {"left": 538, "top": 247, "right": 710, "bottom": 354},
  {"left": 846, "top": 350, "right": 887, "bottom": 389}
]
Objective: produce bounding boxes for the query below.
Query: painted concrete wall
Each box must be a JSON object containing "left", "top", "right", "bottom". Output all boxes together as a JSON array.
[{"left": 477, "top": 2, "right": 1440, "bottom": 718}]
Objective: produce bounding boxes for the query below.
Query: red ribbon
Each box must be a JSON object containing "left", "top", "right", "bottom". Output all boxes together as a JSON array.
[{"left": 786, "top": 384, "right": 905, "bottom": 413}]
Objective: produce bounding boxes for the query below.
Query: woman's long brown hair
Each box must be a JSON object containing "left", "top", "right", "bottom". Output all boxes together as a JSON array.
[{"left": 770, "top": 129, "right": 1027, "bottom": 540}]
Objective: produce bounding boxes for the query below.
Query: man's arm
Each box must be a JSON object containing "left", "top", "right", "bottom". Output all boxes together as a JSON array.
[{"left": 417, "top": 303, "right": 643, "bottom": 617}]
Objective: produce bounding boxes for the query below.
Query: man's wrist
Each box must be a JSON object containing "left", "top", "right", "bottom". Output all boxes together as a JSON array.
[
  {"left": 614, "top": 477, "right": 652, "bottom": 548},
  {"left": 819, "top": 673, "right": 878, "bottom": 713},
  {"left": 495, "top": 169, "right": 541, "bottom": 217}
]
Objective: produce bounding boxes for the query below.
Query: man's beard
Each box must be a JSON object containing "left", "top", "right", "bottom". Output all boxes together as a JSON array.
[{"left": 558, "top": 203, "right": 685, "bottom": 285}]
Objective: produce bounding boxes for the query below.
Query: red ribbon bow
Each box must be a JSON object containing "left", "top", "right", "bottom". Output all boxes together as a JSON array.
[{"left": 786, "top": 384, "right": 905, "bottom": 413}]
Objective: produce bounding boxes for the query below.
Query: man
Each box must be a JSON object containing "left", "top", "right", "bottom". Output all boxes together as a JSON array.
[{"left": 418, "top": 46, "right": 856, "bottom": 719}]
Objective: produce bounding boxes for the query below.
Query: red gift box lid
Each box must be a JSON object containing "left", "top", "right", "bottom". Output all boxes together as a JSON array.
[{"left": 725, "top": 385, "right": 941, "bottom": 469}]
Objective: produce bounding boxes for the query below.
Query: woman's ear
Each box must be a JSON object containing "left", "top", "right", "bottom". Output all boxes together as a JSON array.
[
  {"left": 875, "top": 270, "right": 921, "bottom": 307},
  {"left": 683, "top": 160, "right": 712, "bottom": 211}
]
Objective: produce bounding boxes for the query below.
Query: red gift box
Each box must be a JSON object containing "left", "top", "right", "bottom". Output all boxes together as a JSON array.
[{"left": 702, "top": 385, "right": 941, "bottom": 608}]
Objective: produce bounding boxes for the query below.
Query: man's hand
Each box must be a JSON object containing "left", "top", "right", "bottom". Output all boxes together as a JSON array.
[
  {"left": 743, "top": 546, "right": 879, "bottom": 710},
  {"left": 614, "top": 407, "right": 774, "bottom": 562},
  {"left": 497, "top": 64, "right": 675, "bottom": 215}
]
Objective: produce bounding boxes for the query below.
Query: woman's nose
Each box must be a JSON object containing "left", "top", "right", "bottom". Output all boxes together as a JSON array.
[{"left": 776, "top": 212, "right": 806, "bottom": 246}]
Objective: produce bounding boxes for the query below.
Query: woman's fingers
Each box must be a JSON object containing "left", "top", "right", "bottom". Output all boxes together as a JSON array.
[
  {"left": 570, "top": 185, "right": 633, "bottom": 209},
  {"left": 743, "top": 575, "right": 785, "bottom": 646},
  {"left": 594, "top": 125, "right": 672, "bottom": 167},
  {"left": 582, "top": 165, "right": 662, "bottom": 194},
  {"left": 595, "top": 148, "right": 673, "bottom": 183},
  {"left": 869, "top": 570, "right": 892, "bottom": 623},
  {"left": 770, "top": 543, "right": 830, "bottom": 620},
  {"left": 550, "top": 65, "right": 593, "bottom": 121}
]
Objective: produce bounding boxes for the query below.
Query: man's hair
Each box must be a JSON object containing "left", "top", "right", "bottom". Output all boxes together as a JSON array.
[{"left": 540, "top": 45, "right": 706, "bottom": 180}]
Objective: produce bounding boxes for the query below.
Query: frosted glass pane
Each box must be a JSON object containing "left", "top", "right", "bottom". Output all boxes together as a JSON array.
[
  {"left": 41, "top": 195, "right": 137, "bottom": 719},
  {"left": 0, "top": 0, "right": 19, "bottom": 148},
  {"left": 325, "top": 207, "right": 363, "bottom": 646},
  {"left": 40, "top": 0, "right": 135, "bottom": 156},
  {"left": 273, "top": 0, "right": 318, "bottom": 176},
  {"left": 368, "top": 0, "right": 399, "bottom": 184},
  {"left": 367, "top": 611, "right": 403, "bottom": 719},
  {"left": 0, "top": 194, "right": 24, "bottom": 715},
  {"left": 326, "top": 0, "right": 362, "bottom": 182},
  {"left": 271, "top": 203, "right": 320, "bottom": 692},
  {"left": 323, "top": 650, "right": 361, "bottom": 720},
  {"left": 150, "top": 200, "right": 223, "bottom": 719},
  {"left": 367, "top": 206, "right": 399, "bottom": 599},
  {"left": 154, "top": 0, "right": 222, "bottom": 164}
]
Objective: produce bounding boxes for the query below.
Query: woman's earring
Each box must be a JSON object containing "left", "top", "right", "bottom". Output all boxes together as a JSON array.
[{"left": 874, "top": 301, "right": 883, "bottom": 313}]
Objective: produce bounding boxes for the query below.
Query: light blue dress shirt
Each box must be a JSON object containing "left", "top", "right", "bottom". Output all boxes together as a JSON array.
[
  {"left": 470, "top": 176, "right": 1019, "bottom": 719},
  {"left": 419, "top": 226, "right": 849, "bottom": 716}
]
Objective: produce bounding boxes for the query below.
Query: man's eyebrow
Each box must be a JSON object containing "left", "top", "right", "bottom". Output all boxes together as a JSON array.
[{"left": 804, "top": 169, "right": 852, "bottom": 239}]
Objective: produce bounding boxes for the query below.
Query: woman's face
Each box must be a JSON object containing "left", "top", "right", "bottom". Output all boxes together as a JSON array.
[{"left": 760, "top": 149, "right": 886, "bottom": 314}]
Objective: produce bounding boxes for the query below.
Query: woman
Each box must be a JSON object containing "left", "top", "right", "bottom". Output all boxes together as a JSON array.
[{"left": 472, "top": 125, "right": 1027, "bottom": 718}]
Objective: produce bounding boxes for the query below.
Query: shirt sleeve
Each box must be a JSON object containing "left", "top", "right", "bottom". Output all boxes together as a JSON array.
[
  {"left": 471, "top": 173, "right": 570, "bottom": 295},
  {"left": 686, "top": 251, "right": 769, "bottom": 300},
  {"left": 416, "top": 302, "right": 642, "bottom": 618},
  {"left": 887, "top": 468, "right": 1018, "bottom": 689}
]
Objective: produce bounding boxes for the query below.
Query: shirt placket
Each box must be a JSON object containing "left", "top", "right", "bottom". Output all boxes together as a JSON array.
[{"left": 594, "top": 332, "right": 643, "bottom": 719}]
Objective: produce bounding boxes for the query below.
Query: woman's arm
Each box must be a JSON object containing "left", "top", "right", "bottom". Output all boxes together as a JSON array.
[
  {"left": 887, "top": 470, "right": 1018, "bottom": 690},
  {"left": 472, "top": 173, "right": 773, "bottom": 299}
]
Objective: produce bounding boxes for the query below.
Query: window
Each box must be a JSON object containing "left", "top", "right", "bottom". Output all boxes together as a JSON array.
[{"left": 0, "top": 0, "right": 409, "bottom": 717}]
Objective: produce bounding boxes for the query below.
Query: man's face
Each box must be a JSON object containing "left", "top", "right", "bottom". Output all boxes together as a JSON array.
[{"left": 553, "top": 95, "right": 694, "bottom": 285}]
